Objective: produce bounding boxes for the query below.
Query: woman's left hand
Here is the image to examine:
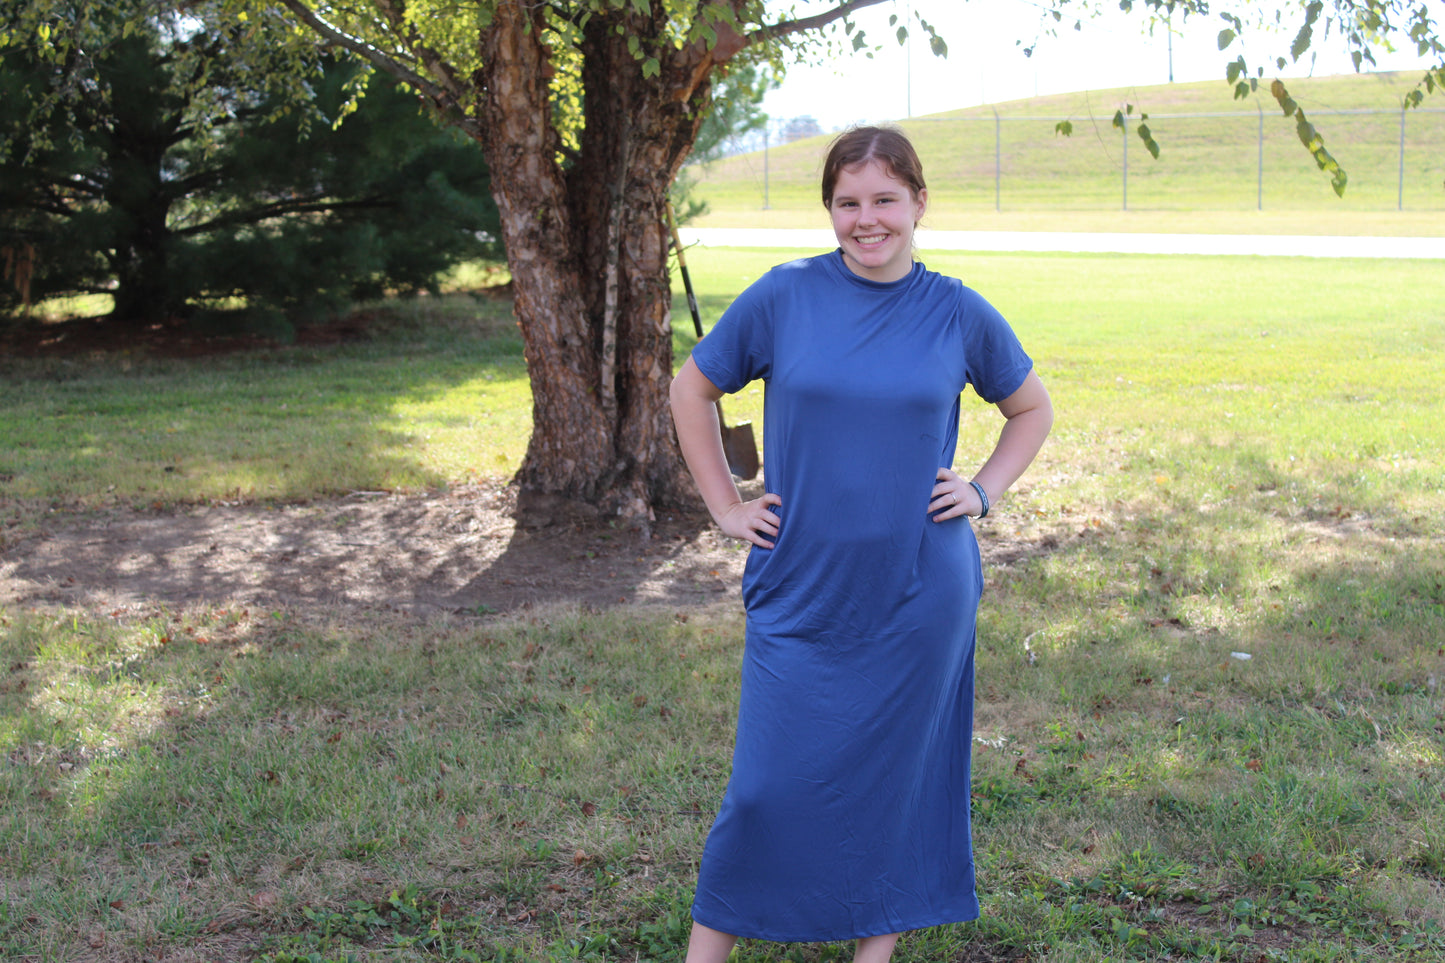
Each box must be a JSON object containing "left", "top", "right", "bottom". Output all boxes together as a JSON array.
[{"left": 929, "top": 467, "right": 983, "bottom": 521}]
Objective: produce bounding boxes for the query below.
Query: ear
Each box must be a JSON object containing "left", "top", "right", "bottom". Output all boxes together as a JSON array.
[{"left": 914, "top": 188, "right": 928, "bottom": 225}]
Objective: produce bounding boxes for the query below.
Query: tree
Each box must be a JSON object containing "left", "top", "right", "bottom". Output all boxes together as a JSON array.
[{"left": 0, "top": 6, "right": 500, "bottom": 329}]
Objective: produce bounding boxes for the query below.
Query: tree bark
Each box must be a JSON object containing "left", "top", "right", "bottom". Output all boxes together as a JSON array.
[
  {"left": 477, "top": 3, "right": 711, "bottom": 522},
  {"left": 476, "top": 3, "right": 616, "bottom": 505}
]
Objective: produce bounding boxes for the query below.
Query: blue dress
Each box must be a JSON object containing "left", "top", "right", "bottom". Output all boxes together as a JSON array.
[{"left": 688, "top": 251, "right": 1033, "bottom": 943}]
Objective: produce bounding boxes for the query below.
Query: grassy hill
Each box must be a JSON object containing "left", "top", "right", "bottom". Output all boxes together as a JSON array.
[{"left": 689, "top": 71, "right": 1445, "bottom": 234}]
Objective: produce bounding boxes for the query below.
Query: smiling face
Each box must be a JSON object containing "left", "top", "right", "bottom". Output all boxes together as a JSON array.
[{"left": 827, "top": 159, "right": 927, "bottom": 284}]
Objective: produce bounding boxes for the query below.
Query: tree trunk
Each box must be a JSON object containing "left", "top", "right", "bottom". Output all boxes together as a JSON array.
[
  {"left": 478, "top": 4, "right": 712, "bottom": 523},
  {"left": 100, "top": 41, "right": 184, "bottom": 325},
  {"left": 476, "top": 3, "right": 616, "bottom": 506}
]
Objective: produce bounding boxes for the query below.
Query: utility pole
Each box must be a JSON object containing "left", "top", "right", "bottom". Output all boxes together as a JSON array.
[
  {"left": 1167, "top": 11, "right": 1175, "bottom": 82},
  {"left": 906, "top": 1, "right": 913, "bottom": 117}
]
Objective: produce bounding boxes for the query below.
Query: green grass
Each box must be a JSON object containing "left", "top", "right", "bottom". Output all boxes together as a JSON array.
[
  {"left": 2, "top": 248, "right": 1444, "bottom": 960},
  {"left": 691, "top": 71, "right": 1445, "bottom": 225},
  {"left": 0, "top": 295, "right": 531, "bottom": 524}
]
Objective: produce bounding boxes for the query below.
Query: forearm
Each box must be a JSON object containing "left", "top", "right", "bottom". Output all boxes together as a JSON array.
[
  {"left": 971, "top": 370, "right": 1053, "bottom": 505},
  {"left": 670, "top": 361, "right": 743, "bottom": 525}
]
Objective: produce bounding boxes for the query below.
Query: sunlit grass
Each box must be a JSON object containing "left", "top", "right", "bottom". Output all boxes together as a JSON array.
[{"left": 0, "top": 294, "right": 530, "bottom": 521}]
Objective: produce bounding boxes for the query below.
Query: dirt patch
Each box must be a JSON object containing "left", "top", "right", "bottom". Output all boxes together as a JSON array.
[
  {"left": 0, "top": 480, "right": 758, "bottom": 616},
  {"left": 0, "top": 476, "right": 1062, "bottom": 620}
]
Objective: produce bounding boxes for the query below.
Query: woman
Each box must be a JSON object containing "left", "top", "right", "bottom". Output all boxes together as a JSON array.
[{"left": 670, "top": 125, "right": 1053, "bottom": 963}]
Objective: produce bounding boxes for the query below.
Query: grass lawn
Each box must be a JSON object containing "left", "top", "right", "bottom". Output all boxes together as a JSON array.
[{"left": 2, "top": 249, "right": 1443, "bottom": 961}]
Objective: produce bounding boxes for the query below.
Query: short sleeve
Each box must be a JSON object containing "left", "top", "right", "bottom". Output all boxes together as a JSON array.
[
  {"left": 689, "top": 271, "right": 777, "bottom": 394},
  {"left": 959, "top": 287, "right": 1033, "bottom": 404}
]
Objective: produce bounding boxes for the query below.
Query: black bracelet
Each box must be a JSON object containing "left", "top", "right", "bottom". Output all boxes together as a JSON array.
[{"left": 967, "top": 480, "right": 990, "bottom": 519}]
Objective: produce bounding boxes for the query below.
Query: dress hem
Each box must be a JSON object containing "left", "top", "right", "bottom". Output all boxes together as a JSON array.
[{"left": 689, "top": 906, "right": 981, "bottom": 945}]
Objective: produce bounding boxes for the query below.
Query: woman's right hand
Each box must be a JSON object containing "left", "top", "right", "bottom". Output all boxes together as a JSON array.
[{"left": 716, "top": 493, "right": 783, "bottom": 549}]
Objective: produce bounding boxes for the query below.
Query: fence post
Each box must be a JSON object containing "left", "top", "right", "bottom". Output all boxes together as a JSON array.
[
  {"left": 1398, "top": 103, "right": 1407, "bottom": 211},
  {"left": 762, "top": 125, "right": 770, "bottom": 210},
  {"left": 993, "top": 108, "right": 1001, "bottom": 212},
  {"left": 1257, "top": 102, "right": 1264, "bottom": 211},
  {"left": 1121, "top": 114, "right": 1128, "bottom": 211}
]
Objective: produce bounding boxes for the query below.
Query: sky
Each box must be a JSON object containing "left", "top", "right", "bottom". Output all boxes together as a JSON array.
[{"left": 762, "top": 0, "right": 1444, "bottom": 129}]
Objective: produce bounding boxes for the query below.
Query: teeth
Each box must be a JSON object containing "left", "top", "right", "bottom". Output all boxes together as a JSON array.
[{"left": 856, "top": 235, "right": 887, "bottom": 244}]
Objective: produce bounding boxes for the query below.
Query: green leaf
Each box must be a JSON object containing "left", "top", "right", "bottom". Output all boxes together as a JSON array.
[
  {"left": 1270, "top": 79, "right": 1297, "bottom": 116},
  {"left": 929, "top": 35, "right": 947, "bottom": 58},
  {"left": 1217, "top": 29, "right": 1236, "bottom": 50},
  {"left": 1291, "top": 23, "right": 1314, "bottom": 62},
  {"left": 1137, "top": 123, "right": 1159, "bottom": 159},
  {"left": 851, "top": 31, "right": 867, "bottom": 53},
  {"left": 1111, "top": 109, "right": 1125, "bottom": 130},
  {"left": 896, "top": 26, "right": 908, "bottom": 45},
  {"left": 642, "top": 57, "right": 660, "bottom": 79},
  {"left": 1055, "top": 120, "right": 1074, "bottom": 137}
]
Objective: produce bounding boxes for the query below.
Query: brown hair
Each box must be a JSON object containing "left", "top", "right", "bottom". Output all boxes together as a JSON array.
[{"left": 820, "top": 125, "right": 927, "bottom": 210}]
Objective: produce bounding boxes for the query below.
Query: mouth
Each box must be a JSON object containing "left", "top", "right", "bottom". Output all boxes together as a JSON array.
[{"left": 853, "top": 234, "right": 890, "bottom": 247}]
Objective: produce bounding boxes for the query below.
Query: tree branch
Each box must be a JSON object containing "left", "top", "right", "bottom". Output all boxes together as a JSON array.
[
  {"left": 372, "top": 0, "right": 473, "bottom": 117},
  {"left": 273, "top": 0, "right": 482, "bottom": 140},
  {"left": 749, "top": 0, "right": 893, "bottom": 46},
  {"left": 172, "top": 195, "right": 396, "bottom": 237}
]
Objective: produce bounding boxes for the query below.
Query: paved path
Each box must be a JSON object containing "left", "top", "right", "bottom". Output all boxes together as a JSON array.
[{"left": 680, "top": 228, "right": 1445, "bottom": 259}]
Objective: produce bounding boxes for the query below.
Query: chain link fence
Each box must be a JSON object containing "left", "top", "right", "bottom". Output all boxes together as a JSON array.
[{"left": 741, "top": 109, "right": 1445, "bottom": 212}]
